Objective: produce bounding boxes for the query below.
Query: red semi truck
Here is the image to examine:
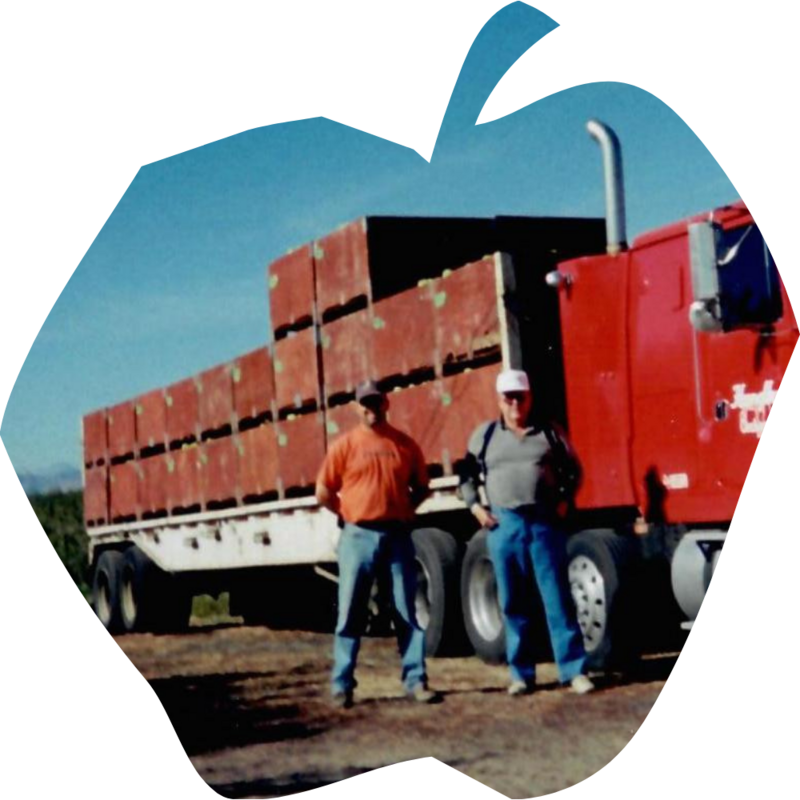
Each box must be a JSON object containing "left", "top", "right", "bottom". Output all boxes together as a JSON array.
[{"left": 82, "top": 121, "right": 796, "bottom": 666}]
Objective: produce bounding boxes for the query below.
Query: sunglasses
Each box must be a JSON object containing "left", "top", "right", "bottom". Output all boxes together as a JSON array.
[
  {"left": 359, "top": 396, "right": 384, "bottom": 410},
  {"left": 500, "top": 392, "right": 529, "bottom": 404}
]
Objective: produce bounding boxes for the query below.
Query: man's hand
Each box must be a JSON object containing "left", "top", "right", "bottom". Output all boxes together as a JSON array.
[
  {"left": 471, "top": 503, "right": 498, "bottom": 530},
  {"left": 316, "top": 481, "right": 340, "bottom": 516}
]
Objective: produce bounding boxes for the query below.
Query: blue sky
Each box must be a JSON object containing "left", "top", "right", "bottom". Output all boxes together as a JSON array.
[{"left": 0, "top": 2, "right": 738, "bottom": 475}]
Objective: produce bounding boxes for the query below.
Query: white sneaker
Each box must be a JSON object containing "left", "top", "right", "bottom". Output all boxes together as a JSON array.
[
  {"left": 408, "top": 684, "right": 439, "bottom": 703},
  {"left": 570, "top": 675, "right": 595, "bottom": 695},
  {"left": 508, "top": 680, "right": 535, "bottom": 696}
]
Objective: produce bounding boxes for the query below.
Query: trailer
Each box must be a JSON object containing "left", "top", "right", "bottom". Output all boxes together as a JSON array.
[{"left": 84, "top": 121, "right": 796, "bottom": 668}]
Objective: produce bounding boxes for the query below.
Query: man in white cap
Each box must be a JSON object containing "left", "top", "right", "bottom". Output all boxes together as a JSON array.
[{"left": 459, "top": 368, "right": 594, "bottom": 696}]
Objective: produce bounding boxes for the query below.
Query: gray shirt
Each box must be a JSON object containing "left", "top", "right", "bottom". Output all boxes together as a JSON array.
[{"left": 459, "top": 419, "right": 577, "bottom": 511}]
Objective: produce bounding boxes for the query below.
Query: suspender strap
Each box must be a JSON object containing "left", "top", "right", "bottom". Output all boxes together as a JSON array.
[
  {"left": 476, "top": 420, "right": 498, "bottom": 505},
  {"left": 542, "top": 423, "right": 560, "bottom": 454}
]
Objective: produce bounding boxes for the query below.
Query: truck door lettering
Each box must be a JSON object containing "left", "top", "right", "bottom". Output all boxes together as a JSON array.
[{"left": 729, "top": 380, "right": 778, "bottom": 438}]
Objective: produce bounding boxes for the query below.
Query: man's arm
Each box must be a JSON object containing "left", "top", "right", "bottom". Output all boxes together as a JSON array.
[
  {"left": 315, "top": 478, "right": 341, "bottom": 515},
  {"left": 459, "top": 423, "right": 498, "bottom": 529},
  {"left": 409, "top": 441, "right": 431, "bottom": 510},
  {"left": 315, "top": 441, "right": 344, "bottom": 516}
]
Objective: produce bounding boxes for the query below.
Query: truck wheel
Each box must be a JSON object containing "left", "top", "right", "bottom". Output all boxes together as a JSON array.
[
  {"left": 460, "top": 529, "right": 505, "bottom": 663},
  {"left": 566, "top": 529, "right": 639, "bottom": 670},
  {"left": 119, "top": 546, "right": 191, "bottom": 634},
  {"left": 412, "top": 528, "right": 467, "bottom": 656},
  {"left": 364, "top": 573, "right": 394, "bottom": 637},
  {"left": 93, "top": 550, "right": 124, "bottom": 633}
]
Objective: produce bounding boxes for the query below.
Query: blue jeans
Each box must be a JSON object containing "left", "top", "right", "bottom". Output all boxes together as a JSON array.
[
  {"left": 332, "top": 523, "right": 427, "bottom": 695},
  {"left": 487, "top": 507, "right": 586, "bottom": 684}
]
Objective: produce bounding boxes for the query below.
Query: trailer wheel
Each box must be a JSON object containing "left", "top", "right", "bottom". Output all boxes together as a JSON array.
[
  {"left": 566, "top": 529, "right": 639, "bottom": 670},
  {"left": 412, "top": 528, "right": 466, "bottom": 656},
  {"left": 93, "top": 550, "right": 124, "bottom": 633},
  {"left": 364, "top": 573, "right": 394, "bottom": 637},
  {"left": 460, "top": 529, "right": 505, "bottom": 663},
  {"left": 119, "top": 546, "right": 191, "bottom": 634}
]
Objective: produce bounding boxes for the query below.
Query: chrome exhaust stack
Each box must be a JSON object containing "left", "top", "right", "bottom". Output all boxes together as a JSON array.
[{"left": 587, "top": 119, "right": 627, "bottom": 255}]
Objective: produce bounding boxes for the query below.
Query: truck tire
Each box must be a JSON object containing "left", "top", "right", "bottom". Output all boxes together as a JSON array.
[
  {"left": 460, "top": 529, "right": 506, "bottom": 663},
  {"left": 92, "top": 550, "right": 124, "bottom": 633},
  {"left": 364, "top": 572, "right": 394, "bottom": 637},
  {"left": 566, "top": 528, "right": 639, "bottom": 670},
  {"left": 412, "top": 527, "right": 467, "bottom": 657},
  {"left": 119, "top": 546, "right": 191, "bottom": 634}
]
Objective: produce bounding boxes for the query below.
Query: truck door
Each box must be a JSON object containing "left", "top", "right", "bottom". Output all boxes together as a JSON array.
[
  {"left": 630, "top": 213, "right": 797, "bottom": 525},
  {"left": 691, "top": 220, "right": 797, "bottom": 520}
]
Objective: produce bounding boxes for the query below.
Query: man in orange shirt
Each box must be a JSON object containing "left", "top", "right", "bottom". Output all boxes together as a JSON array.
[{"left": 316, "top": 380, "right": 436, "bottom": 708}]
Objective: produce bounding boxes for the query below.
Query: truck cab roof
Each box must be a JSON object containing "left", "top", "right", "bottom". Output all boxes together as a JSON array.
[{"left": 632, "top": 200, "right": 751, "bottom": 250}]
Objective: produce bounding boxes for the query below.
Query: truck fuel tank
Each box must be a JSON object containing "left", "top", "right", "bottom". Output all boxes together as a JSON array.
[{"left": 670, "top": 530, "right": 726, "bottom": 625}]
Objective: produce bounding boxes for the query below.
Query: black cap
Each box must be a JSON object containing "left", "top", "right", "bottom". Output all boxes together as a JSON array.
[{"left": 355, "top": 380, "right": 383, "bottom": 403}]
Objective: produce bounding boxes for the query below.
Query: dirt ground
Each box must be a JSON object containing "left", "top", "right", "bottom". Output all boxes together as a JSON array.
[{"left": 115, "top": 621, "right": 675, "bottom": 799}]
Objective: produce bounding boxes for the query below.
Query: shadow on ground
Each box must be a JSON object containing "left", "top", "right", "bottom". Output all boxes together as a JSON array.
[
  {"left": 210, "top": 766, "right": 376, "bottom": 799},
  {"left": 149, "top": 668, "right": 329, "bottom": 756},
  {"left": 592, "top": 653, "right": 681, "bottom": 689},
  {"left": 208, "top": 755, "right": 486, "bottom": 800}
]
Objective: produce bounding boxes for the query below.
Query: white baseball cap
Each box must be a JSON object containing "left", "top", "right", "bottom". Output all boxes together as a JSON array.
[{"left": 496, "top": 369, "right": 530, "bottom": 394}]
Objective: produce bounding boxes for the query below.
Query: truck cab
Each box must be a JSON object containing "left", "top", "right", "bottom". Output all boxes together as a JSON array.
[{"left": 550, "top": 197, "right": 795, "bottom": 640}]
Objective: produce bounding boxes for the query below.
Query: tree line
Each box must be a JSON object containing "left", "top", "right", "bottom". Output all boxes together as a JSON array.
[{"left": 29, "top": 490, "right": 90, "bottom": 598}]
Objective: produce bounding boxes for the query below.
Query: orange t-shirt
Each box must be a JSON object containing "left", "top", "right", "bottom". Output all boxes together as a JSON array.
[{"left": 317, "top": 423, "right": 429, "bottom": 524}]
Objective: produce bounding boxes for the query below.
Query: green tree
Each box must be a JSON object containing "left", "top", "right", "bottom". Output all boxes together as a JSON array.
[{"left": 29, "top": 490, "right": 91, "bottom": 598}]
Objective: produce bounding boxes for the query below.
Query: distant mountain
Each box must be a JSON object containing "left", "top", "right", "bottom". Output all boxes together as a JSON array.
[{"left": 18, "top": 464, "right": 82, "bottom": 496}]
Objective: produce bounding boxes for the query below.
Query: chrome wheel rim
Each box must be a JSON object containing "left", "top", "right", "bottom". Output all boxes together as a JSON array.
[
  {"left": 120, "top": 566, "right": 137, "bottom": 630},
  {"left": 96, "top": 574, "right": 112, "bottom": 626},
  {"left": 568, "top": 554, "right": 606, "bottom": 653},
  {"left": 414, "top": 559, "right": 431, "bottom": 630},
  {"left": 469, "top": 557, "right": 503, "bottom": 642}
]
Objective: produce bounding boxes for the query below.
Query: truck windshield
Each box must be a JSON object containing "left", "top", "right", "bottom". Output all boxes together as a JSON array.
[{"left": 717, "top": 224, "right": 782, "bottom": 330}]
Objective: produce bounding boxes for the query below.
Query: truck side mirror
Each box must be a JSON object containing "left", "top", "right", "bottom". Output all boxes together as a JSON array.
[
  {"left": 688, "top": 219, "right": 782, "bottom": 333},
  {"left": 688, "top": 221, "right": 723, "bottom": 333}
]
